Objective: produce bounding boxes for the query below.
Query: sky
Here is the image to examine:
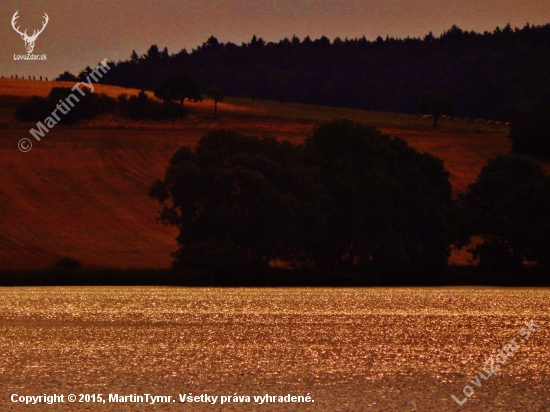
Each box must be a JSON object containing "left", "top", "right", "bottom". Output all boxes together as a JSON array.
[{"left": 1, "top": 0, "right": 549, "bottom": 79}]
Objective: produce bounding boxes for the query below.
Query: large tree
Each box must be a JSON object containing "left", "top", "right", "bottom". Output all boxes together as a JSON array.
[
  {"left": 303, "top": 119, "right": 454, "bottom": 279},
  {"left": 148, "top": 129, "right": 317, "bottom": 274},
  {"left": 457, "top": 155, "right": 550, "bottom": 271},
  {"left": 154, "top": 74, "right": 202, "bottom": 106}
]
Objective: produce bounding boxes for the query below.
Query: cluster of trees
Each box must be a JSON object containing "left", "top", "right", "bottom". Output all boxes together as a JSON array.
[
  {"left": 151, "top": 74, "right": 227, "bottom": 117},
  {"left": 150, "top": 120, "right": 550, "bottom": 280},
  {"left": 154, "top": 74, "right": 201, "bottom": 106},
  {"left": 55, "top": 71, "right": 77, "bottom": 82},
  {"left": 16, "top": 87, "right": 188, "bottom": 124},
  {"left": 87, "top": 23, "right": 550, "bottom": 120},
  {"left": 118, "top": 91, "right": 186, "bottom": 120},
  {"left": 16, "top": 87, "right": 115, "bottom": 125}
]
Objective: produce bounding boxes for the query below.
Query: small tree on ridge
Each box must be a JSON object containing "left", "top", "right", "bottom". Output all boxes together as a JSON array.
[
  {"left": 205, "top": 86, "right": 225, "bottom": 116},
  {"left": 418, "top": 90, "right": 453, "bottom": 128}
]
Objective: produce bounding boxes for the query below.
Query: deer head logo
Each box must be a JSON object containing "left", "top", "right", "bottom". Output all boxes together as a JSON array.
[{"left": 11, "top": 11, "right": 49, "bottom": 54}]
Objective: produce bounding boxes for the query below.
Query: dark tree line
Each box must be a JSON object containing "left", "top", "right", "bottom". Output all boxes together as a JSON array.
[
  {"left": 149, "top": 120, "right": 453, "bottom": 282},
  {"left": 87, "top": 24, "right": 550, "bottom": 120},
  {"left": 150, "top": 120, "right": 550, "bottom": 280},
  {"left": 16, "top": 87, "right": 186, "bottom": 124},
  {"left": 16, "top": 87, "right": 115, "bottom": 125}
]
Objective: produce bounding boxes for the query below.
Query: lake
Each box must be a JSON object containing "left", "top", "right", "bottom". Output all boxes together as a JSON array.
[{"left": 0, "top": 287, "right": 548, "bottom": 410}]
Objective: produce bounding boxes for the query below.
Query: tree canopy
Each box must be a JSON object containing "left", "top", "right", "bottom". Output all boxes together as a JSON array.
[
  {"left": 150, "top": 120, "right": 455, "bottom": 281},
  {"left": 418, "top": 90, "right": 453, "bottom": 127},
  {"left": 149, "top": 129, "right": 312, "bottom": 274},
  {"left": 154, "top": 74, "right": 202, "bottom": 105},
  {"left": 55, "top": 71, "right": 77, "bottom": 82},
  {"left": 457, "top": 155, "right": 550, "bottom": 271},
  {"left": 118, "top": 90, "right": 186, "bottom": 120},
  {"left": 303, "top": 120, "right": 454, "bottom": 279}
]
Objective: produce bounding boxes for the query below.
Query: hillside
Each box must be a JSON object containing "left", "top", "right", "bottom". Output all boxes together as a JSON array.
[
  {"left": 1, "top": 78, "right": 544, "bottom": 270},
  {"left": 95, "top": 24, "right": 550, "bottom": 120}
]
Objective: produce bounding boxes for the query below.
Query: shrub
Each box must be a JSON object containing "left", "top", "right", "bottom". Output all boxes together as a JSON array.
[{"left": 15, "top": 96, "right": 51, "bottom": 122}]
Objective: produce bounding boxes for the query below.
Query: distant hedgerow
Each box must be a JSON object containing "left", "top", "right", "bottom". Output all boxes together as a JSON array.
[
  {"left": 117, "top": 91, "right": 187, "bottom": 120},
  {"left": 15, "top": 87, "right": 116, "bottom": 125},
  {"left": 54, "top": 257, "right": 83, "bottom": 269}
]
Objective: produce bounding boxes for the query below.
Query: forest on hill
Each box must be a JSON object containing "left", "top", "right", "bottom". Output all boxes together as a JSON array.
[{"left": 85, "top": 23, "right": 550, "bottom": 121}]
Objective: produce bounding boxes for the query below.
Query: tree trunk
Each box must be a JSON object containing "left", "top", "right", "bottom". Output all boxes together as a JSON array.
[
  {"left": 214, "top": 100, "right": 218, "bottom": 116},
  {"left": 511, "top": 244, "right": 524, "bottom": 271}
]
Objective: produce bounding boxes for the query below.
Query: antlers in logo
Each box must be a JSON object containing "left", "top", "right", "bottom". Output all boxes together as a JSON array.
[{"left": 11, "top": 10, "right": 49, "bottom": 54}]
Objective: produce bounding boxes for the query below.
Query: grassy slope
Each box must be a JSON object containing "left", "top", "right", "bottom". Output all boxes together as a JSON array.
[{"left": 1, "top": 78, "right": 548, "bottom": 270}]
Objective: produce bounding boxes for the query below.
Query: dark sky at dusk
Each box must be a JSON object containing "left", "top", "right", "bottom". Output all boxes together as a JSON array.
[{"left": 1, "top": 0, "right": 549, "bottom": 79}]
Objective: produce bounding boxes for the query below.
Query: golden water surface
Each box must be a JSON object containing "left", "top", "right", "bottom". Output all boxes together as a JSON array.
[{"left": 0, "top": 287, "right": 548, "bottom": 411}]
